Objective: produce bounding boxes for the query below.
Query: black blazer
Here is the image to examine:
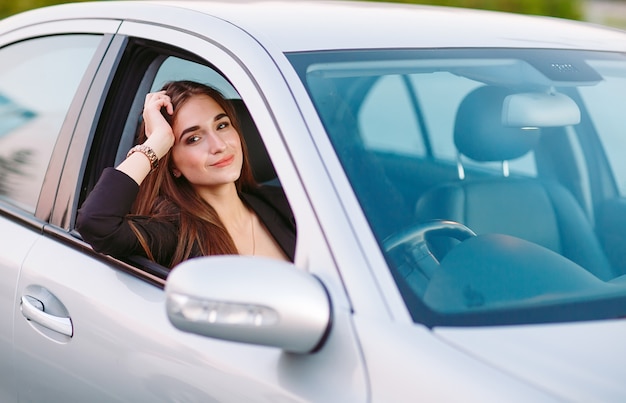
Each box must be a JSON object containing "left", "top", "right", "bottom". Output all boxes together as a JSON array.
[{"left": 76, "top": 167, "right": 296, "bottom": 268}]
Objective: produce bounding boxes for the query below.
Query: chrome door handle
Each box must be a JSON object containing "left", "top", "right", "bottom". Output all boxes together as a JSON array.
[{"left": 20, "top": 295, "right": 73, "bottom": 337}]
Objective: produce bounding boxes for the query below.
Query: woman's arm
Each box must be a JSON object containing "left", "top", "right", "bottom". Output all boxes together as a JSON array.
[
  {"left": 75, "top": 168, "right": 146, "bottom": 256},
  {"left": 76, "top": 168, "right": 179, "bottom": 265},
  {"left": 76, "top": 91, "right": 178, "bottom": 262}
]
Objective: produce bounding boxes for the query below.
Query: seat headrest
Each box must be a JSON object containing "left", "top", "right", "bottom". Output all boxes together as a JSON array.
[
  {"left": 230, "top": 99, "right": 277, "bottom": 183},
  {"left": 454, "top": 86, "right": 541, "bottom": 162}
]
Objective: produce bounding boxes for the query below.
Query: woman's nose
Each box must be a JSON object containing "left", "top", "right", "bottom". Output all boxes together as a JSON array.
[{"left": 207, "top": 132, "right": 227, "bottom": 154}]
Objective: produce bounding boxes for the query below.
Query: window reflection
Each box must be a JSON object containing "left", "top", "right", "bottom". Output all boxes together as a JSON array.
[{"left": 0, "top": 35, "right": 101, "bottom": 212}]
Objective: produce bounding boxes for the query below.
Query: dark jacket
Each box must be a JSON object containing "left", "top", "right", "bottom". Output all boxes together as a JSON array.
[{"left": 76, "top": 167, "right": 296, "bottom": 268}]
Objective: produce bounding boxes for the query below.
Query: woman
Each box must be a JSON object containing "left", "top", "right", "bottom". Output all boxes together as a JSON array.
[{"left": 76, "top": 80, "right": 296, "bottom": 269}]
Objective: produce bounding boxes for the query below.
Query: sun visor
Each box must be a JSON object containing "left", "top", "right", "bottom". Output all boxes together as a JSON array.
[{"left": 502, "top": 92, "right": 581, "bottom": 128}]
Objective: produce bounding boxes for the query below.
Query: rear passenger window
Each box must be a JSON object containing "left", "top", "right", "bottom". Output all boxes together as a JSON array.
[
  {"left": 359, "top": 75, "right": 426, "bottom": 156},
  {"left": 0, "top": 35, "right": 101, "bottom": 212}
]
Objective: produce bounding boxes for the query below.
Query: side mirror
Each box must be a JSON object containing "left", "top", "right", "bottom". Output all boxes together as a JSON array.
[{"left": 165, "top": 256, "right": 332, "bottom": 354}]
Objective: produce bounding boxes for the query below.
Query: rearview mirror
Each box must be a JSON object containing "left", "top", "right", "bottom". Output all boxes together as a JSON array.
[
  {"left": 502, "top": 92, "right": 580, "bottom": 128},
  {"left": 165, "top": 256, "right": 332, "bottom": 354}
]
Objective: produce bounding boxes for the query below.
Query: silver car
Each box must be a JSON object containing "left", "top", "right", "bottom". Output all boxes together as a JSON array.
[{"left": 2, "top": 1, "right": 626, "bottom": 401}]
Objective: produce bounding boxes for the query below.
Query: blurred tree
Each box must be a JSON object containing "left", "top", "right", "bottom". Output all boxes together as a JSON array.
[
  {"left": 0, "top": 0, "right": 88, "bottom": 19},
  {"left": 362, "top": 0, "right": 583, "bottom": 20}
]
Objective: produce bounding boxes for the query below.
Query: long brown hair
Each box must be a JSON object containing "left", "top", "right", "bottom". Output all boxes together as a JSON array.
[{"left": 130, "top": 80, "right": 257, "bottom": 267}]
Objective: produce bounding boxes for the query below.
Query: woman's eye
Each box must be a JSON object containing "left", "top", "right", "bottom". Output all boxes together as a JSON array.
[
  {"left": 186, "top": 135, "right": 201, "bottom": 144},
  {"left": 217, "top": 121, "right": 229, "bottom": 130}
]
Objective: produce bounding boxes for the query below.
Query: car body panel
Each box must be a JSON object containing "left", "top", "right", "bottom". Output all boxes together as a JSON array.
[
  {"left": 0, "top": 217, "right": 41, "bottom": 402},
  {"left": 352, "top": 315, "right": 561, "bottom": 402},
  {"left": 435, "top": 321, "right": 626, "bottom": 402},
  {"left": 5, "top": 1, "right": 626, "bottom": 52}
]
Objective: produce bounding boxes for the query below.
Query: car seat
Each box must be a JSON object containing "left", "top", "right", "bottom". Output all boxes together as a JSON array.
[
  {"left": 415, "top": 86, "right": 615, "bottom": 280},
  {"left": 230, "top": 99, "right": 277, "bottom": 184}
]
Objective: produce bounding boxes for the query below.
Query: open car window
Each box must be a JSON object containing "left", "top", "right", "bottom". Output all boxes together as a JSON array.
[{"left": 80, "top": 44, "right": 283, "bottom": 280}]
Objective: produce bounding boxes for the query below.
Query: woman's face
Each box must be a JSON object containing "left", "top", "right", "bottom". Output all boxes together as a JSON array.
[{"left": 170, "top": 94, "right": 243, "bottom": 190}]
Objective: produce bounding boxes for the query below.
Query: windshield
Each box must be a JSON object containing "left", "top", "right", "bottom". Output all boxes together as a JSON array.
[{"left": 289, "top": 48, "right": 626, "bottom": 327}]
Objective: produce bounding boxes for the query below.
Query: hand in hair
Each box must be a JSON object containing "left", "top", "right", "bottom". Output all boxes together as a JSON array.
[
  {"left": 117, "top": 90, "right": 176, "bottom": 185},
  {"left": 142, "top": 90, "right": 175, "bottom": 159}
]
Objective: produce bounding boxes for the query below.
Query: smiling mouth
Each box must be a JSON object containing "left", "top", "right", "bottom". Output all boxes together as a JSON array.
[{"left": 211, "top": 155, "right": 234, "bottom": 168}]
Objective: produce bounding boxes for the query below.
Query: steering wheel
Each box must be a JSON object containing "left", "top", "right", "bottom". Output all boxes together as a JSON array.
[{"left": 383, "top": 220, "right": 476, "bottom": 279}]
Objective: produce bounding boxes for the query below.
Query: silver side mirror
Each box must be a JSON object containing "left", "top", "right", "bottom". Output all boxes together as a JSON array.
[{"left": 165, "top": 256, "right": 332, "bottom": 354}]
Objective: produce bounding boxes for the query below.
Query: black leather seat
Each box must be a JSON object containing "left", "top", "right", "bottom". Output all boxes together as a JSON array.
[
  {"left": 415, "top": 86, "right": 615, "bottom": 280},
  {"left": 231, "top": 99, "right": 277, "bottom": 184}
]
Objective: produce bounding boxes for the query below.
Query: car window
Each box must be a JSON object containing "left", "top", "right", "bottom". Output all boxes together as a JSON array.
[
  {"left": 91, "top": 49, "right": 285, "bottom": 276},
  {"left": 359, "top": 75, "right": 426, "bottom": 156},
  {"left": 152, "top": 56, "right": 240, "bottom": 99},
  {"left": 292, "top": 48, "right": 626, "bottom": 327},
  {"left": 0, "top": 35, "right": 101, "bottom": 213}
]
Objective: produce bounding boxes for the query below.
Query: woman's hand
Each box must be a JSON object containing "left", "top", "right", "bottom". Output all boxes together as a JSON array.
[
  {"left": 142, "top": 90, "right": 175, "bottom": 159},
  {"left": 116, "top": 90, "right": 176, "bottom": 185}
]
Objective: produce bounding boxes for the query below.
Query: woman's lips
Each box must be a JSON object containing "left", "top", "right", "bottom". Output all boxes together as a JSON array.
[{"left": 211, "top": 155, "right": 234, "bottom": 168}]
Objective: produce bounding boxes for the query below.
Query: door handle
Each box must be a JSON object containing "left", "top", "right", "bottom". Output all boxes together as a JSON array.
[{"left": 21, "top": 295, "right": 73, "bottom": 337}]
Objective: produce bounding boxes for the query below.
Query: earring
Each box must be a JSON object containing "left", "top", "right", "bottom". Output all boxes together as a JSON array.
[{"left": 171, "top": 169, "right": 181, "bottom": 178}]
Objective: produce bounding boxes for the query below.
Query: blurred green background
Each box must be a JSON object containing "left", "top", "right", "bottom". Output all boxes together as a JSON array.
[
  {"left": 1, "top": 0, "right": 626, "bottom": 29},
  {"left": 364, "top": 0, "right": 583, "bottom": 19}
]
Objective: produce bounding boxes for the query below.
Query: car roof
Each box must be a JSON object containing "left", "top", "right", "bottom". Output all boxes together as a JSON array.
[{"left": 3, "top": 0, "right": 626, "bottom": 53}]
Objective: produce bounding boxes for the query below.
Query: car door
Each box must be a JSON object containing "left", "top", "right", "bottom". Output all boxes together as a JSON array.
[{"left": 12, "top": 12, "right": 368, "bottom": 402}]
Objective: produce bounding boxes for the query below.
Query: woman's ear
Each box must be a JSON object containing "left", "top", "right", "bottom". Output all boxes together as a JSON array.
[{"left": 171, "top": 167, "right": 182, "bottom": 178}]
